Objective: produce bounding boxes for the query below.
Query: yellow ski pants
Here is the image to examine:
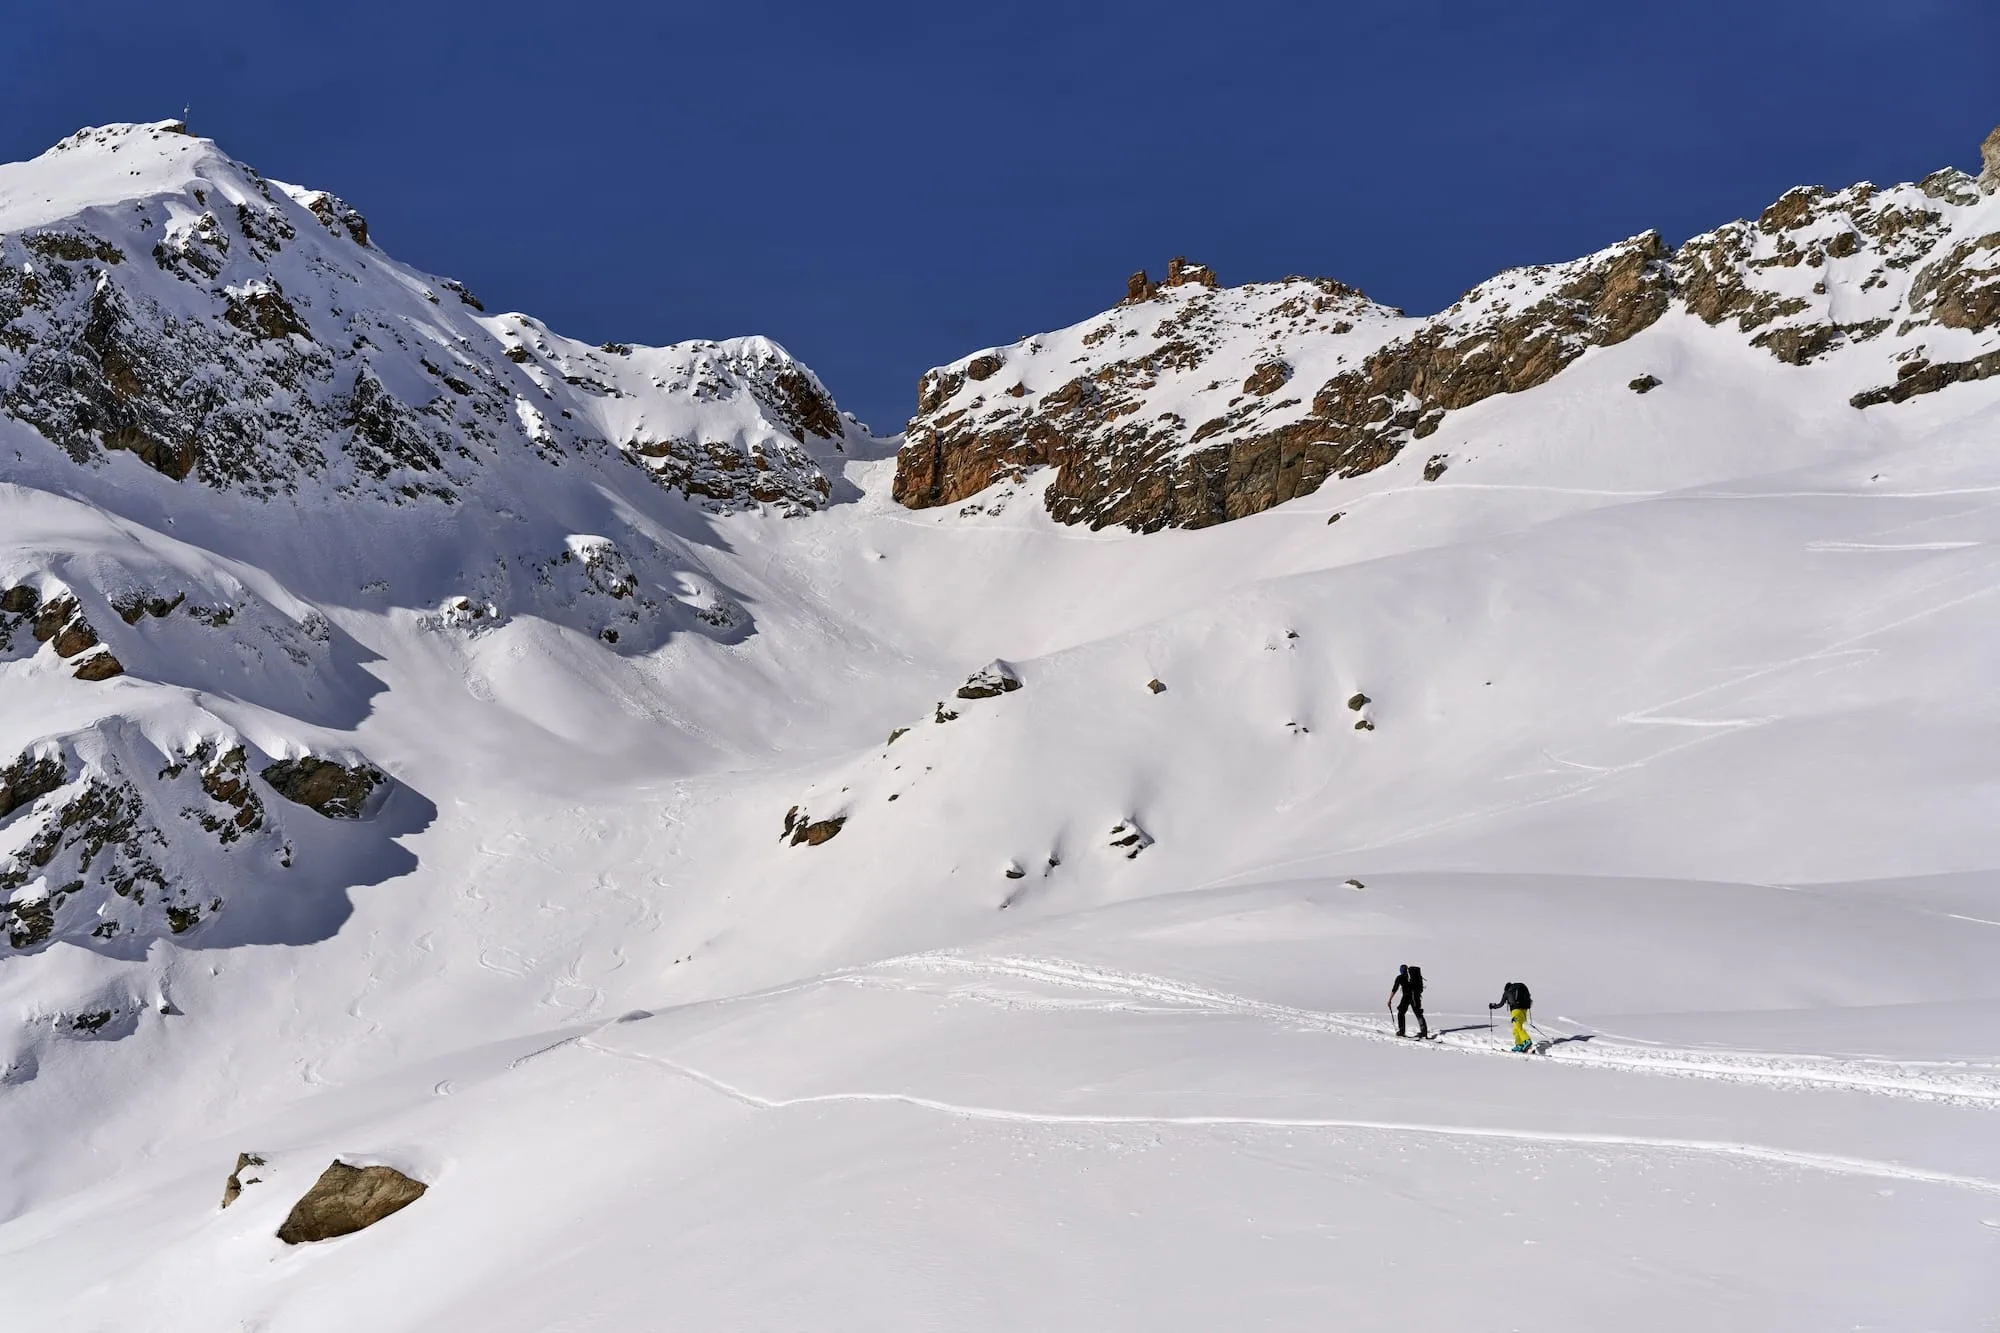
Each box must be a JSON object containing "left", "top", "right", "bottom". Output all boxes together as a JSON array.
[{"left": 1511, "top": 1008, "right": 1529, "bottom": 1046}]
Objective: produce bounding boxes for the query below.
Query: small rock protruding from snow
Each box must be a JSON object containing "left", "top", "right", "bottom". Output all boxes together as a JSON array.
[
  {"left": 1423, "top": 454, "right": 1450, "bottom": 482},
  {"left": 1981, "top": 124, "right": 2000, "bottom": 195},
  {"left": 956, "top": 660, "right": 1023, "bottom": 700},
  {"left": 1344, "top": 878, "right": 1366, "bottom": 891},
  {"left": 1629, "top": 374, "right": 1663, "bottom": 394},
  {"left": 439, "top": 596, "right": 500, "bottom": 628},
  {"left": 1347, "top": 692, "right": 1371, "bottom": 711},
  {"left": 275, "top": 1161, "right": 426, "bottom": 1244},
  {"left": 221, "top": 1152, "right": 266, "bottom": 1209},
  {"left": 1108, "top": 820, "right": 1153, "bottom": 859},
  {"left": 1146, "top": 677, "right": 1166, "bottom": 694}
]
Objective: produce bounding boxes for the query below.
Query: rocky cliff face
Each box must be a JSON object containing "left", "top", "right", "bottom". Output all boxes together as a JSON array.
[{"left": 896, "top": 129, "right": 2000, "bottom": 531}]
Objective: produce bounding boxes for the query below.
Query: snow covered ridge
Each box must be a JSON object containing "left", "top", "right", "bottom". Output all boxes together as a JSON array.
[
  {"left": 0, "top": 120, "right": 866, "bottom": 507},
  {"left": 897, "top": 125, "right": 2000, "bottom": 532}
]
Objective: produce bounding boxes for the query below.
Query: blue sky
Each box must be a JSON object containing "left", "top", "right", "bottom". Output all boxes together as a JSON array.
[{"left": 3, "top": 1, "right": 1994, "bottom": 430}]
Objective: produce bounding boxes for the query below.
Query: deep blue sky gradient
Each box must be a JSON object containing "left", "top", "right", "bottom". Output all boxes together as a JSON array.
[{"left": 3, "top": 1, "right": 1994, "bottom": 430}]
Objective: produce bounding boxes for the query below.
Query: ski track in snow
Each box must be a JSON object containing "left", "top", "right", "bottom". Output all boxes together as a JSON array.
[
  {"left": 576, "top": 1038, "right": 2000, "bottom": 1200},
  {"left": 865, "top": 953, "right": 2000, "bottom": 1109}
]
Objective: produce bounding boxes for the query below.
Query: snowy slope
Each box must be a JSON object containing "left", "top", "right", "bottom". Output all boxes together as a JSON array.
[{"left": 0, "top": 122, "right": 1998, "bottom": 1330}]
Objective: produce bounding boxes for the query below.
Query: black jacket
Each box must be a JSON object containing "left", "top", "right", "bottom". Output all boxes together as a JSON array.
[
  {"left": 1495, "top": 981, "right": 1532, "bottom": 1011},
  {"left": 1390, "top": 966, "right": 1424, "bottom": 1003}
]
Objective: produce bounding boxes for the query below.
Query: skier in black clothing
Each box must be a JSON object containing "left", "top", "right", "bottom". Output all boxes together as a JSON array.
[{"left": 1388, "top": 964, "right": 1428, "bottom": 1039}]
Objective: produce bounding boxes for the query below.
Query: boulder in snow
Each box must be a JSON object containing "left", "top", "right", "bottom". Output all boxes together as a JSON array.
[
  {"left": 261, "top": 756, "right": 384, "bottom": 819},
  {"left": 956, "top": 660, "right": 1023, "bottom": 700},
  {"left": 275, "top": 1161, "right": 426, "bottom": 1244}
]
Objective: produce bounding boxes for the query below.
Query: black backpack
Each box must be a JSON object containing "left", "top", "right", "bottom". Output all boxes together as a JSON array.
[{"left": 1502, "top": 981, "right": 1532, "bottom": 1010}]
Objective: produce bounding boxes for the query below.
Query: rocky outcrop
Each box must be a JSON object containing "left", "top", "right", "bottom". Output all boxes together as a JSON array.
[
  {"left": 781, "top": 806, "right": 846, "bottom": 846},
  {"left": 1981, "top": 124, "right": 2000, "bottom": 195},
  {"left": 261, "top": 756, "right": 383, "bottom": 819},
  {"left": 0, "top": 751, "right": 65, "bottom": 820},
  {"left": 1851, "top": 348, "right": 2000, "bottom": 408},
  {"left": 276, "top": 1161, "right": 426, "bottom": 1244},
  {"left": 0, "top": 735, "right": 287, "bottom": 950},
  {"left": 895, "top": 234, "right": 1670, "bottom": 531},
  {"left": 896, "top": 124, "right": 2000, "bottom": 533},
  {"left": 956, "top": 660, "right": 1022, "bottom": 699}
]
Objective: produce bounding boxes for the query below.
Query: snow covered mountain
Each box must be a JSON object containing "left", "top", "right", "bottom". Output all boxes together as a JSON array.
[
  {"left": 2, "top": 120, "right": 2000, "bottom": 1330},
  {"left": 0, "top": 121, "right": 870, "bottom": 966}
]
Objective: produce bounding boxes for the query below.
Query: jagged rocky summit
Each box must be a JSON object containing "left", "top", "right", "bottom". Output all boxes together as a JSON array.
[{"left": 896, "top": 128, "right": 2000, "bottom": 532}]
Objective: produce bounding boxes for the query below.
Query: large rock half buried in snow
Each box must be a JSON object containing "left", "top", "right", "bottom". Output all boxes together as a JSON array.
[{"left": 275, "top": 1161, "right": 427, "bottom": 1244}]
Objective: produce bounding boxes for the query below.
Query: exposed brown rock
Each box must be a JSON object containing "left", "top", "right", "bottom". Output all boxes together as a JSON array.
[
  {"left": 221, "top": 1152, "right": 266, "bottom": 1209},
  {"left": 1908, "top": 232, "right": 2000, "bottom": 332},
  {"left": 1629, "top": 374, "right": 1662, "bottom": 394},
  {"left": 788, "top": 813, "right": 846, "bottom": 846},
  {"left": 71, "top": 651, "right": 124, "bottom": 681},
  {"left": 1, "top": 586, "right": 38, "bottom": 615},
  {"left": 32, "top": 596, "right": 105, "bottom": 658},
  {"left": 1981, "top": 125, "right": 2000, "bottom": 195},
  {"left": 302, "top": 191, "right": 371, "bottom": 247},
  {"left": 223, "top": 284, "right": 310, "bottom": 342},
  {"left": 1851, "top": 349, "right": 2000, "bottom": 407},
  {"left": 0, "top": 751, "right": 66, "bottom": 820},
  {"left": 1164, "top": 256, "right": 1218, "bottom": 290},
  {"left": 276, "top": 1161, "right": 426, "bottom": 1244},
  {"left": 965, "top": 354, "right": 1004, "bottom": 382},
  {"left": 764, "top": 367, "right": 843, "bottom": 441},
  {"left": 1242, "top": 360, "right": 1290, "bottom": 396},
  {"left": 261, "top": 756, "right": 383, "bottom": 819},
  {"left": 1146, "top": 678, "right": 1166, "bottom": 694},
  {"left": 1122, "top": 271, "right": 1159, "bottom": 304}
]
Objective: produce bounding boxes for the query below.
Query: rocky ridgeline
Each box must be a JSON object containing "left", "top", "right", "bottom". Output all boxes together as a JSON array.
[
  {"left": 897, "top": 128, "right": 2000, "bottom": 532},
  {"left": 0, "top": 121, "right": 856, "bottom": 513}
]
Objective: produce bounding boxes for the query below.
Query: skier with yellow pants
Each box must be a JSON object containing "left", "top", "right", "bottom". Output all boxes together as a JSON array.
[{"left": 1489, "top": 980, "right": 1534, "bottom": 1052}]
